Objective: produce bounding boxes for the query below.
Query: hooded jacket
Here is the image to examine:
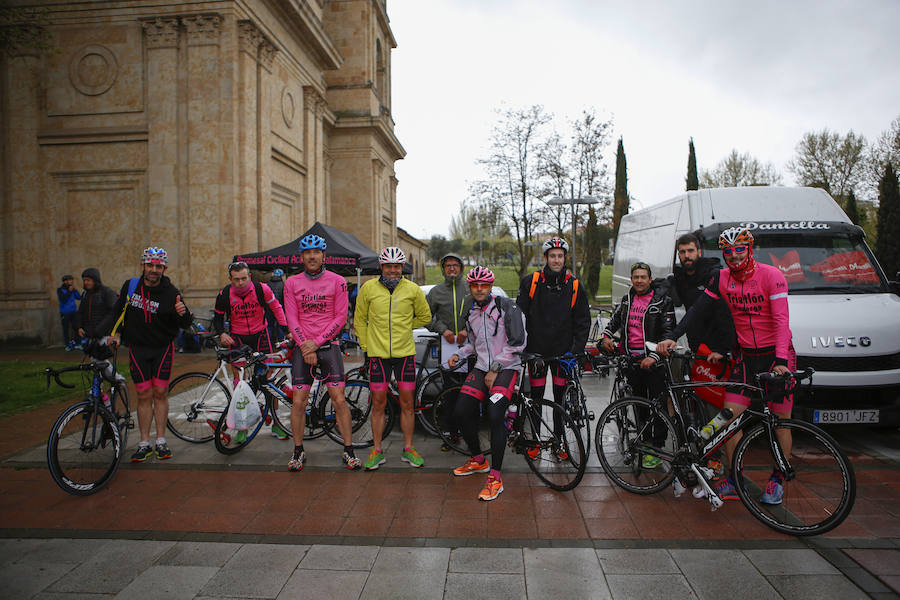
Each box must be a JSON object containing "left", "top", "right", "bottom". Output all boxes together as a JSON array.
[
  {"left": 455, "top": 296, "right": 527, "bottom": 372},
  {"left": 516, "top": 265, "right": 591, "bottom": 356},
  {"left": 669, "top": 256, "right": 735, "bottom": 354},
  {"left": 603, "top": 280, "right": 676, "bottom": 363},
  {"left": 426, "top": 274, "right": 471, "bottom": 336},
  {"left": 76, "top": 268, "right": 118, "bottom": 338},
  {"left": 105, "top": 275, "right": 193, "bottom": 348}
]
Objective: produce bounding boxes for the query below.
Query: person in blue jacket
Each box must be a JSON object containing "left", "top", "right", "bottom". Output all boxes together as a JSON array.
[{"left": 57, "top": 274, "right": 82, "bottom": 350}]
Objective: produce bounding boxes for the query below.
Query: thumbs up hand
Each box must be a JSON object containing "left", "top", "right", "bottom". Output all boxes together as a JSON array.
[{"left": 175, "top": 294, "right": 187, "bottom": 316}]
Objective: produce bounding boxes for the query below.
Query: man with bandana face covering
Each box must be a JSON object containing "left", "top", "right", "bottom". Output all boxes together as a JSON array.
[{"left": 355, "top": 247, "right": 432, "bottom": 471}]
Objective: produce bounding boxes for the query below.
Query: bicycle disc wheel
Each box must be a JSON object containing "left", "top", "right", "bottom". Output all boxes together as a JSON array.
[
  {"left": 563, "top": 382, "right": 591, "bottom": 456},
  {"left": 166, "top": 372, "right": 230, "bottom": 443},
  {"left": 213, "top": 393, "right": 267, "bottom": 455},
  {"left": 595, "top": 396, "right": 677, "bottom": 494},
  {"left": 732, "top": 419, "right": 856, "bottom": 536},
  {"left": 322, "top": 379, "right": 393, "bottom": 448},
  {"left": 414, "top": 370, "right": 445, "bottom": 437},
  {"left": 433, "top": 384, "right": 493, "bottom": 457},
  {"left": 520, "top": 399, "right": 586, "bottom": 491},
  {"left": 47, "top": 401, "right": 122, "bottom": 496}
]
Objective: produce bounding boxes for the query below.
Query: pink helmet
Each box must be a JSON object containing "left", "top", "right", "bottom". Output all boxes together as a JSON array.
[{"left": 466, "top": 266, "right": 495, "bottom": 284}]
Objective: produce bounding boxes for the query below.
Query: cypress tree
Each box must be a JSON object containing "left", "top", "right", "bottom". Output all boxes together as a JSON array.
[
  {"left": 686, "top": 138, "right": 699, "bottom": 191},
  {"left": 875, "top": 163, "right": 900, "bottom": 278},
  {"left": 844, "top": 189, "right": 861, "bottom": 226},
  {"left": 612, "top": 137, "right": 628, "bottom": 237}
]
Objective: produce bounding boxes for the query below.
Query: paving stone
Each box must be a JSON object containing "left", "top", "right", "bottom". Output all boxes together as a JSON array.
[
  {"left": 524, "top": 547, "right": 609, "bottom": 599},
  {"left": 277, "top": 569, "right": 369, "bottom": 599},
  {"left": 158, "top": 541, "right": 241, "bottom": 567},
  {"left": 444, "top": 573, "right": 526, "bottom": 600},
  {"left": 361, "top": 547, "right": 450, "bottom": 600},
  {"left": 596, "top": 549, "right": 680, "bottom": 574},
  {"left": 199, "top": 566, "right": 292, "bottom": 599},
  {"left": 113, "top": 565, "right": 219, "bottom": 599},
  {"left": 605, "top": 574, "right": 698, "bottom": 600},
  {"left": 767, "top": 574, "right": 870, "bottom": 599},
  {"left": 222, "top": 542, "right": 308, "bottom": 571},
  {"left": 33, "top": 593, "right": 111, "bottom": 599},
  {"left": 46, "top": 539, "right": 175, "bottom": 594},
  {"left": 0, "top": 561, "right": 74, "bottom": 599},
  {"left": 0, "top": 537, "right": 49, "bottom": 565},
  {"left": 669, "top": 549, "right": 780, "bottom": 600},
  {"left": 14, "top": 538, "right": 111, "bottom": 565},
  {"left": 743, "top": 549, "right": 840, "bottom": 575},
  {"left": 298, "top": 544, "right": 379, "bottom": 571},
  {"left": 449, "top": 547, "right": 523, "bottom": 573}
]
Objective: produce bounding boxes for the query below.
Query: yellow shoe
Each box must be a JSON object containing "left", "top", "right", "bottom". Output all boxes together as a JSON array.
[
  {"left": 453, "top": 457, "right": 490, "bottom": 477},
  {"left": 478, "top": 475, "right": 504, "bottom": 501}
]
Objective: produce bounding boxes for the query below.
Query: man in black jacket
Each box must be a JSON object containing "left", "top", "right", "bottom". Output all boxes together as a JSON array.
[
  {"left": 105, "top": 247, "right": 192, "bottom": 463},
  {"left": 600, "top": 262, "right": 675, "bottom": 467},
  {"left": 76, "top": 268, "right": 118, "bottom": 341},
  {"left": 669, "top": 233, "right": 734, "bottom": 360},
  {"left": 516, "top": 237, "right": 591, "bottom": 408}
]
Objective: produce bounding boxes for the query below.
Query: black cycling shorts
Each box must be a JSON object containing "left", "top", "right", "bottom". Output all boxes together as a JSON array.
[
  {"left": 230, "top": 329, "right": 273, "bottom": 354},
  {"left": 292, "top": 343, "right": 345, "bottom": 389},
  {"left": 368, "top": 356, "right": 416, "bottom": 391},
  {"left": 129, "top": 343, "right": 174, "bottom": 391}
]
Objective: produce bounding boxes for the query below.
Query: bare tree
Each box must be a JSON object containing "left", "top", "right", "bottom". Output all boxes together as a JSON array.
[
  {"left": 701, "top": 149, "right": 783, "bottom": 188},
  {"left": 536, "top": 132, "right": 571, "bottom": 235},
  {"left": 473, "top": 105, "right": 553, "bottom": 277},
  {"left": 787, "top": 129, "right": 867, "bottom": 200}
]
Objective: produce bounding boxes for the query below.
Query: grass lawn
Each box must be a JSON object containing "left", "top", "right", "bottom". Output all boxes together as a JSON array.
[
  {"left": 0, "top": 359, "right": 131, "bottom": 418},
  {"left": 425, "top": 264, "right": 612, "bottom": 304}
]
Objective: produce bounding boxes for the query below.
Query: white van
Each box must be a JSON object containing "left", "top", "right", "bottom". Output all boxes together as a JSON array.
[{"left": 612, "top": 186, "right": 900, "bottom": 426}]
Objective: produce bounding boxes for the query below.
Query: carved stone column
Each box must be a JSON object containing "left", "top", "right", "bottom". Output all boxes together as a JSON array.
[
  {"left": 141, "top": 16, "right": 180, "bottom": 271},
  {"left": 303, "top": 86, "right": 326, "bottom": 224},
  {"left": 183, "top": 14, "right": 222, "bottom": 287}
]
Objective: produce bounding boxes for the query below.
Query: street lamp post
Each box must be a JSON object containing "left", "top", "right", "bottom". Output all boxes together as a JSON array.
[{"left": 546, "top": 184, "right": 598, "bottom": 274}]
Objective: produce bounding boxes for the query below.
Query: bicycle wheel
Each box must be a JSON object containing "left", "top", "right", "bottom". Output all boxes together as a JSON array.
[
  {"left": 47, "top": 401, "right": 122, "bottom": 496},
  {"left": 563, "top": 382, "right": 591, "bottom": 456},
  {"left": 414, "top": 370, "right": 446, "bottom": 437},
  {"left": 267, "top": 383, "right": 295, "bottom": 439},
  {"left": 322, "top": 379, "right": 394, "bottom": 448},
  {"left": 111, "top": 382, "right": 131, "bottom": 451},
  {"left": 432, "top": 384, "right": 492, "bottom": 456},
  {"left": 732, "top": 419, "right": 856, "bottom": 536},
  {"left": 213, "top": 393, "right": 267, "bottom": 455},
  {"left": 595, "top": 396, "right": 678, "bottom": 494},
  {"left": 519, "top": 398, "right": 586, "bottom": 491},
  {"left": 166, "top": 372, "right": 230, "bottom": 443}
]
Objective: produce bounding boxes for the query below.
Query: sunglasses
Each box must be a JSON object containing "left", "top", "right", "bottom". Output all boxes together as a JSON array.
[
  {"left": 469, "top": 282, "right": 492, "bottom": 291},
  {"left": 228, "top": 261, "right": 248, "bottom": 272},
  {"left": 722, "top": 246, "right": 748, "bottom": 256},
  {"left": 630, "top": 262, "right": 651, "bottom": 273}
]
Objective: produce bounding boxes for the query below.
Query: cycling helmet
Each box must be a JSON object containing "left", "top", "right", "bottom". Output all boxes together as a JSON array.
[
  {"left": 718, "top": 227, "right": 754, "bottom": 249},
  {"left": 141, "top": 246, "right": 168, "bottom": 265},
  {"left": 440, "top": 252, "right": 464, "bottom": 268},
  {"left": 379, "top": 246, "right": 406, "bottom": 264},
  {"left": 466, "top": 266, "right": 495, "bottom": 284},
  {"left": 299, "top": 234, "right": 327, "bottom": 252},
  {"left": 542, "top": 237, "right": 569, "bottom": 255},
  {"left": 272, "top": 268, "right": 284, "bottom": 279}
]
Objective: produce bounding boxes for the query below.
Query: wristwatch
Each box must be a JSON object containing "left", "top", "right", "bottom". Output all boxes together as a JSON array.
[{"left": 490, "top": 360, "right": 502, "bottom": 373}]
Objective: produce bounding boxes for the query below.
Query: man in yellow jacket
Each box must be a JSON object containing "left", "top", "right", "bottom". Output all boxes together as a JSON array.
[{"left": 356, "top": 246, "right": 432, "bottom": 470}]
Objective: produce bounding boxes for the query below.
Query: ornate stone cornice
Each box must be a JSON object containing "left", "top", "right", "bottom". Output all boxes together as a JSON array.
[
  {"left": 259, "top": 39, "right": 277, "bottom": 71},
  {"left": 237, "top": 19, "right": 263, "bottom": 56},
  {"left": 183, "top": 14, "right": 222, "bottom": 46},
  {"left": 303, "top": 86, "right": 325, "bottom": 116},
  {"left": 141, "top": 17, "right": 179, "bottom": 49}
]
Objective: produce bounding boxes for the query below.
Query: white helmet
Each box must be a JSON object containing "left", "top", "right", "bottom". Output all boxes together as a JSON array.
[
  {"left": 379, "top": 246, "right": 406, "bottom": 264},
  {"left": 542, "top": 237, "right": 569, "bottom": 255}
]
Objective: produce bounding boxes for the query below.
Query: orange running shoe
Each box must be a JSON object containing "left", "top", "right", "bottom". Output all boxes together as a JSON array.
[
  {"left": 453, "top": 457, "right": 490, "bottom": 477},
  {"left": 478, "top": 475, "right": 504, "bottom": 501}
]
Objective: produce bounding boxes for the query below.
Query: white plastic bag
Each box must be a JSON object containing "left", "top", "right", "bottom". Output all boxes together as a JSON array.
[{"left": 226, "top": 381, "right": 260, "bottom": 431}]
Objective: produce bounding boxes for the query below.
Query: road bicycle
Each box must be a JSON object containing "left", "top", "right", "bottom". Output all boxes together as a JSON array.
[
  {"left": 431, "top": 353, "right": 586, "bottom": 491},
  {"left": 45, "top": 340, "right": 133, "bottom": 496},
  {"left": 595, "top": 342, "right": 856, "bottom": 536},
  {"left": 538, "top": 354, "right": 595, "bottom": 456}
]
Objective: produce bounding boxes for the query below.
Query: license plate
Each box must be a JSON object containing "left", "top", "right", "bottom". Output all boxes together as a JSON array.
[{"left": 813, "top": 409, "right": 880, "bottom": 424}]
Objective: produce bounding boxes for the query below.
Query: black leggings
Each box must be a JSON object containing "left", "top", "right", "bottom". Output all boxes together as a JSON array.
[
  {"left": 453, "top": 369, "right": 516, "bottom": 471},
  {"left": 626, "top": 365, "right": 668, "bottom": 447}
]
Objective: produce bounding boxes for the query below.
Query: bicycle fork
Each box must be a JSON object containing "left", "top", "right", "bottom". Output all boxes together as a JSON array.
[{"left": 673, "top": 463, "right": 724, "bottom": 511}]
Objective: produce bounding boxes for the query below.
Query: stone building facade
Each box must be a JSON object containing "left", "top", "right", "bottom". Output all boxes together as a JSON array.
[{"left": 0, "top": 0, "right": 408, "bottom": 343}]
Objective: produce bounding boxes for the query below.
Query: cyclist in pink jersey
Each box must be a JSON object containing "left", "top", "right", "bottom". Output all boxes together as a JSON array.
[
  {"left": 282, "top": 234, "right": 360, "bottom": 471},
  {"left": 659, "top": 226, "right": 795, "bottom": 505}
]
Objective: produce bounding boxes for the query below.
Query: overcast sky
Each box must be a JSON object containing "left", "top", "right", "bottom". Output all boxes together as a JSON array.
[{"left": 388, "top": 0, "right": 900, "bottom": 240}]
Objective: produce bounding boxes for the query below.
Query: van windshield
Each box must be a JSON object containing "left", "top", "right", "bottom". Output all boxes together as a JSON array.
[{"left": 703, "top": 234, "right": 888, "bottom": 294}]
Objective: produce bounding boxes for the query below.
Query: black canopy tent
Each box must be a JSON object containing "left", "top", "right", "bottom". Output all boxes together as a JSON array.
[{"left": 232, "top": 221, "right": 410, "bottom": 278}]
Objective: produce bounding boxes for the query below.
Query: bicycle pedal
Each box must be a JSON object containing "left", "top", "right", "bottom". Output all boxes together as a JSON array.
[{"left": 588, "top": 411, "right": 595, "bottom": 421}]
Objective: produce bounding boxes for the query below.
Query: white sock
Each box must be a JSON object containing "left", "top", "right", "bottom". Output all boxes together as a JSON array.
[
  {"left": 155, "top": 437, "right": 166, "bottom": 446},
  {"left": 138, "top": 440, "right": 151, "bottom": 448}
]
